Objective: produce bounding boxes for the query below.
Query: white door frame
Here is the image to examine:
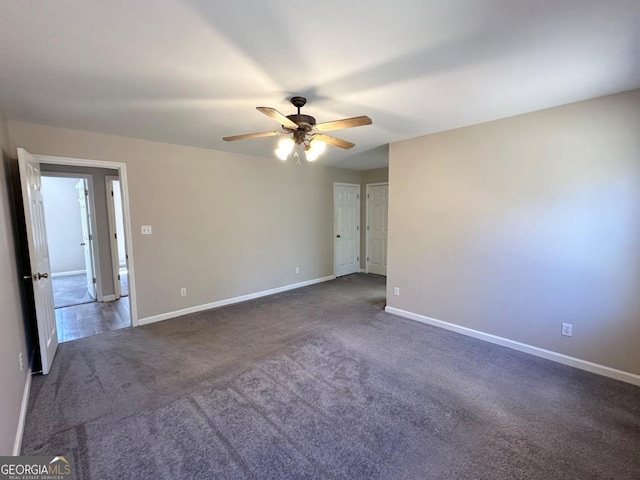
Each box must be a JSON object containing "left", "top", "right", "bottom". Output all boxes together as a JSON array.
[
  {"left": 365, "top": 182, "right": 389, "bottom": 275},
  {"left": 35, "top": 154, "right": 139, "bottom": 327},
  {"left": 105, "top": 175, "right": 122, "bottom": 300},
  {"left": 41, "top": 172, "right": 103, "bottom": 299},
  {"left": 333, "top": 182, "right": 361, "bottom": 277}
]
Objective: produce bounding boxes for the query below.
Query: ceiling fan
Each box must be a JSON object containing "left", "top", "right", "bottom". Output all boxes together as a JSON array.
[{"left": 223, "top": 96, "right": 372, "bottom": 161}]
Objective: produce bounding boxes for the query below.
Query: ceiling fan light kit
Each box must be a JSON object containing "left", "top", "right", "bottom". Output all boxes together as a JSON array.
[
  {"left": 275, "top": 137, "right": 294, "bottom": 160},
  {"left": 223, "top": 96, "right": 372, "bottom": 163}
]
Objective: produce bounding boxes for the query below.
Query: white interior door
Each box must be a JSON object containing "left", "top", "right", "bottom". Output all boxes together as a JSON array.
[
  {"left": 18, "top": 148, "right": 59, "bottom": 375},
  {"left": 76, "top": 179, "right": 96, "bottom": 299},
  {"left": 112, "top": 180, "right": 128, "bottom": 271},
  {"left": 105, "top": 176, "right": 121, "bottom": 299},
  {"left": 366, "top": 184, "right": 389, "bottom": 276},
  {"left": 334, "top": 183, "right": 360, "bottom": 277}
]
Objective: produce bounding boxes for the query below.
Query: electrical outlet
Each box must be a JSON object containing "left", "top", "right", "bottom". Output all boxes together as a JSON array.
[
  {"left": 19, "top": 353, "right": 23, "bottom": 372},
  {"left": 393, "top": 287, "right": 400, "bottom": 296},
  {"left": 180, "top": 287, "right": 187, "bottom": 297},
  {"left": 562, "top": 323, "right": 573, "bottom": 337},
  {"left": 295, "top": 267, "right": 300, "bottom": 274},
  {"left": 141, "top": 225, "right": 152, "bottom": 235}
]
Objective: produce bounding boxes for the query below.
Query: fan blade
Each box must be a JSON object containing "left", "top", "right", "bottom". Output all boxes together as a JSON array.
[
  {"left": 313, "top": 134, "right": 355, "bottom": 150},
  {"left": 314, "top": 115, "right": 372, "bottom": 133},
  {"left": 256, "top": 107, "right": 299, "bottom": 129},
  {"left": 223, "top": 131, "right": 280, "bottom": 141}
]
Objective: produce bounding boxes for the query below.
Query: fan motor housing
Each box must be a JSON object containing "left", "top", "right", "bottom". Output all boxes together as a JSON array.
[
  {"left": 285, "top": 96, "right": 315, "bottom": 133},
  {"left": 286, "top": 114, "right": 316, "bottom": 130}
]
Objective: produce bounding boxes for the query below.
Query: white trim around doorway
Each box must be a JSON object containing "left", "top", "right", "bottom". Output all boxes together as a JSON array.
[{"left": 35, "top": 154, "right": 139, "bottom": 327}]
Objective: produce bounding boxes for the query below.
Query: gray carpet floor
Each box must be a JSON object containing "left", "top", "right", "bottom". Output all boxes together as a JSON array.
[{"left": 22, "top": 274, "right": 640, "bottom": 479}]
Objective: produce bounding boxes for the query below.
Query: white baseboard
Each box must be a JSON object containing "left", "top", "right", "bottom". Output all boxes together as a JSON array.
[
  {"left": 51, "top": 270, "right": 86, "bottom": 278},
  {"left": 13, "top": 367, "right": 32, "bottom": 456},
  {"left": 100, "top": 294, "right": 116, "bottom": 302},
  {"left": 138, "top": 275, "right": 336, "bottom": 326},
  {"left": 385, "top": 306, "right": 640, "bottom": 387}
]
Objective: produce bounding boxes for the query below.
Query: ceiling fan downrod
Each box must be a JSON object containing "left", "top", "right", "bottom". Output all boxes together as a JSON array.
[
  {"left": 290, "top": 96, "right": 307, "bottom": 114},
  {"left": 286, "top": 96, "right": 316, "bottom": 134}
]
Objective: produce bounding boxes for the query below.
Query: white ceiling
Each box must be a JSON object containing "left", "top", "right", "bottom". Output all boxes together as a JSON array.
[{"left": 1, "top": 1, "right": 639, "bottom": 170}]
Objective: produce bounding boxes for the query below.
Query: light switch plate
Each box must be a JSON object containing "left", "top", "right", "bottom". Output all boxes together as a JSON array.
[{"left": 141, "top": 225, "right": 152, "bottom": 235}]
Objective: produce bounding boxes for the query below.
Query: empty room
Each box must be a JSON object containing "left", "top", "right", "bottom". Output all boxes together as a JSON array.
[{"left": 0, "top": 1, "right": 639, "bottom": 479}]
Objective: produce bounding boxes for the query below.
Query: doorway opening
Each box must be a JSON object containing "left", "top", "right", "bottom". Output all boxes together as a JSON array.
[
  {"left": 36, "top": 161, "right": 135, "bottom": 346},
  {"left": 41, "top": 174, "right": 98, "bottom": 310}
]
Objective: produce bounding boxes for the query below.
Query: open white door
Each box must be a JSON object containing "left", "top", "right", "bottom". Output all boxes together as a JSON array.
[
  {"left": 105, "top": 176, "right": 122, "bottom": 299},
  {"left": 366, "top": 183, "right": 389, "bottom": 276},
  {"left": 76, "top": 179, "right": 97, "bottom": 299},
  {"left": 18, "top": 148, "right": 59, "bottom": 374},
  {"left": 334, "top": 183, "right": 360, "bottom": 277}
]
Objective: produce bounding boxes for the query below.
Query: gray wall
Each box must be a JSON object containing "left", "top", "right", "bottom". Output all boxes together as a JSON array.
[
  {"left": 0, "top": 111, "right": 29, "bottom": 455},
  {"left": 360, "top": 167, "right": 389, "bottom": 269},
  {"left": 41, "top": 176, "right": 85, "bottom": 274},
  {"left": 8, "top": 121, "right": 361, "bottom": 320},
  {"left": 387, "top": 89, "right": 640, "bottom": 375},
  {"left": 341, "top": 144, "right": 389, "bottom": 170},
  {"left": 40, "top": 164, "right": 118, "bottom": 297}
]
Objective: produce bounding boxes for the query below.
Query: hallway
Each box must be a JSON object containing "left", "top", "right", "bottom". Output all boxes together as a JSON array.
[
  {"left": 55, "top": 297, "right": 130, "bottom": 343},
  {"left": 52, "top": 273, "right": 130, "bottom": 342}
]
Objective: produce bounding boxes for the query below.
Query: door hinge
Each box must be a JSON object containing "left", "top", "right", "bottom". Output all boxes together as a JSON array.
[
  {"left": 367, "top": 225, "right": 370, "bottom": 230},
  {"left": 357, "top": 256, "right": 359, "bottom": 262},
  {"left": 118, "top": 274, "right": 121, "bottom": 280},
  {"left": 114, "top": 233, "right": 117, "bottom": 240},
  {"left": 357, "top": 225, "right": 359, "bottom": 231},
  {"left": 368, "top": 194, "right": 370, "bottom": 199},
  {"left": 85, "top": 189, "right": 89, "bottom": 197},
  {"left": 89, "top": 234, "right": 93, "bottom": 241},
  {"left": 367, "top": 257, "right": 369, "bottom": 262},
  {"left": 126, "top": 254, "right": 129, "bottom": 260},
  {"left": 111, "top": 190, "right": 114, "bottom": 197},
  {"left": 93, "top": 277, "right": 96, "bottom": 284}
]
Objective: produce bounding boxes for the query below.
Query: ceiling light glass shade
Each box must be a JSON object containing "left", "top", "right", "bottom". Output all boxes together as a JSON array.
[
  {"left": 275, "top": 148, "right": 289, "bottom": 160},
  {"left": 309, "top": 139, "right": 326, "bottom": 155},
  {"left": 278, "top": 137, "right": 294, "bottom": 152},
  {"left": 275, "top": 137, "right": 295, "bottom": 161},
  {"left": 305, "top": 139, "right": 326, "bottom": 162}
]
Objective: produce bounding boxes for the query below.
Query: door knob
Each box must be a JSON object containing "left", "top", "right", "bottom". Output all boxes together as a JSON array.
[
  {"left": 336, "top": 234, "right": 341, "bottom": 238},
  {"left": 37, "top": 272, "right": 49, "bottom": 280}
]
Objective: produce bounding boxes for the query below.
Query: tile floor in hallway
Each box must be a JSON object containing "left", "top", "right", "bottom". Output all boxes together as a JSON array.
[
  {"left": 55, "top": 297, "right": 130, "bottom": 342},
  {"left": 52, "top": 272, "right": 131, "bottom": 342}
]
